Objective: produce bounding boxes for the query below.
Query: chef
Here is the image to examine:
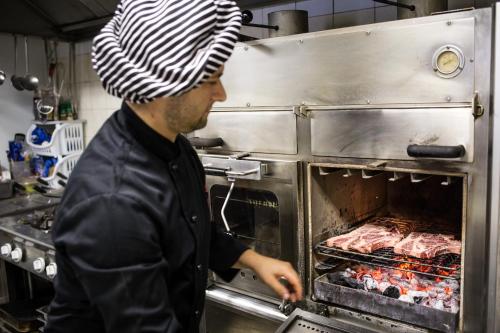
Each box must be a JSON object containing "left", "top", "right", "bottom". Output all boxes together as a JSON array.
[{"left": 44, "top": 0, "right": 302, "bottom": 332}]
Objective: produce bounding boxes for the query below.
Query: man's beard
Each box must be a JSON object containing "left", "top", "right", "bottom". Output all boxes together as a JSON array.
[{"left": 191, "top": 113, "right": 209, "bottom": 131}]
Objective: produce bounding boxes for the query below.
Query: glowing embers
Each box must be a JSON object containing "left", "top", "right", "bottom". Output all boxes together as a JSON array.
[{"left": 327, "top": 263, "right": 460, "bottom": 313}]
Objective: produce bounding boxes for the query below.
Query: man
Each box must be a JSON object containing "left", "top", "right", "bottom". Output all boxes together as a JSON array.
[{"left": 45, "top": 1, "right": 302, "bottom": 332}]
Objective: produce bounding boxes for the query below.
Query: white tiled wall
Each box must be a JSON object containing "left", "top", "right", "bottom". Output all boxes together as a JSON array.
[
  {"left": 242, "top": 0, "right": 399, "bottom": 38},
  {"left": 242, "top": 0, "right": 490, "bottom": 39},
  {"left": 74, "top": 40, "right": 121, "bottom": 144}
]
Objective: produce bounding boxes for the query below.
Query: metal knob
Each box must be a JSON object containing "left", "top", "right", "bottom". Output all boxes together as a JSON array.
[
  {"left": 33, "top": 258, "right": 46, "bottom": 273},
  {"left": 46, "top": 263, "right": 57, "bottom": 279},
  {"left": 11, "top": 248, "right": 23, "bottom": 263},
  {"left": 0, "top": 244, "right": 12, "bottom": 257}
]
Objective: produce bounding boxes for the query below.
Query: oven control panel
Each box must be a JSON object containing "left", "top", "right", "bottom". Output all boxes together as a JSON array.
[
  {"left": 0, "top": 210, "right": 56, "bottom": 281},
  {"left": 0, "top": 234, "right": 56, "bottom": 281}
]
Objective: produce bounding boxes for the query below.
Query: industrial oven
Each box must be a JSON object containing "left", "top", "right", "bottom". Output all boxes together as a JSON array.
[
  {"left": 197, "top": 6, "right": 497, "bottom": 333},
  {"left": 0, "top": 195, "right": 59, "bottom": 332},
  {"left": 191, "top": 109, "right": 305, "bottom": 332}
]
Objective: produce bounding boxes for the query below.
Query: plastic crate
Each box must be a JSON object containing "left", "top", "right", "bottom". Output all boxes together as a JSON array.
[
  {"left": 27, "top": 122, "right": 84, "bottom": 157},
  {"left": 40, "top": 153, "right": 81, "bottom": 189}
]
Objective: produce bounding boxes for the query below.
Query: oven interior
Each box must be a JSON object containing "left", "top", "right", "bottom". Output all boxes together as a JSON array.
[
  {"left": 210, "top": 184, "right": 281, "bottom": 259},
  {"left": 309, "top": 164, "right": 465, "bottom": 332},
  {"left": 209, "top": 183, "right": 285, "bottom": 299}
]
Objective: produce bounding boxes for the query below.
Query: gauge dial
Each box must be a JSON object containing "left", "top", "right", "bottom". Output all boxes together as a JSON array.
[
  {"left": 432, "top": 45, "right": 465, "bottom": 79},
  {"left": 436, "top": 50, "right": 460, "bottom": 74}
]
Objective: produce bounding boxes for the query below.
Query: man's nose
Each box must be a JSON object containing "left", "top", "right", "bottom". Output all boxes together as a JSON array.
[{"left": 213, "top": 80, "right": 227, "bottom": 102}]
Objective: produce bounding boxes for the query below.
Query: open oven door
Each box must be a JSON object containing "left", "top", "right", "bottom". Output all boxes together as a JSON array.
[{"left": 275, "top": 309, "right": 382, "bottom": 333}]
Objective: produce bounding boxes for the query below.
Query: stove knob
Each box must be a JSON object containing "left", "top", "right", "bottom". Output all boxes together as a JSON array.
[
  {"left": 11, "top": 248, "right": 23, "bottom": 263},
  {"left": 0, "top": 244, "right": 12, "bottom": 257},
  {"left": 33, "top": 258, "right": 46, "bottom": 273},
  {"left": 46, "top": 263, "right": 57, "bottom": 279}
]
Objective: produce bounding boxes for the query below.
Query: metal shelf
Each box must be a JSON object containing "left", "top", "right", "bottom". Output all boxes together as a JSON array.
[{"left": 315, "top": 243, "right": 461, "bottom": 280}]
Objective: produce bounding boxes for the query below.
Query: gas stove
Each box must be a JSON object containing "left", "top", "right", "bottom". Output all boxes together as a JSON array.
[
  {"left": 0, "top": 194, "right": 59, "bottom": 218},
  {"left": 0, "top": 205, "right": 58, "bottom": 281}
]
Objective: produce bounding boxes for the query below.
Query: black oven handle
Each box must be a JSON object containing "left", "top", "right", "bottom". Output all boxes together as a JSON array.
[
  {"left": 204, "top": 167, "right": 229, "bottom": 177},
  {"left": 188, "top": 137, "right": 224, "bottom": 148},
  {"left": 407, "top": 144, "right": 465, "bottom": 159}
]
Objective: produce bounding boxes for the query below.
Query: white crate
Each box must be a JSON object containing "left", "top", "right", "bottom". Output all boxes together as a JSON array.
[
  {"left": 40, "top": 153, "right": 81, "bottom": 189},
  {"left": 27, "top": 122, "right": 84, "bottom": 157}
]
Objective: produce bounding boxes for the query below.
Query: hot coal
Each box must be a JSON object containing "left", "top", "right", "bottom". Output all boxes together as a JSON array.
[
  {"left": 335, "top": 265, "right": 460, "bottom": 313},
  {"left": 383, "top": 286, "right": 401, "bottom": 299},
  {"left": 327, "top": 272, "right": 364, "bottom": 290}
]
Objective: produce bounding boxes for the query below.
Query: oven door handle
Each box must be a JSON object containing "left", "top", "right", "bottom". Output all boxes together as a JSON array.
[
  {"left": 206, "top": 286, "right": 287, "bottom": 322},
  {"left": 204, "top": 167, "right": 229, "bottom": 177},
  {"left": 407, "top": 144, "right": 465, "bottom": 159},
  {"left": 225, "top": 167, "right": 260, "bottom": 177}
]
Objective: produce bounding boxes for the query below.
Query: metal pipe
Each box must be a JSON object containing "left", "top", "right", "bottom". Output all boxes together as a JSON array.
[
  {"left": 242, "top": 23, "right": 279, "bottom": 31},
  {"left": 397, "top": 0, "right": 447, "bottom": 19}
]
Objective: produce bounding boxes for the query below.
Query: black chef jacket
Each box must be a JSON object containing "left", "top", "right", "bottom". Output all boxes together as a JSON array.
[{"left": 45, "top": 103, "right": 248, "bottom": 333}]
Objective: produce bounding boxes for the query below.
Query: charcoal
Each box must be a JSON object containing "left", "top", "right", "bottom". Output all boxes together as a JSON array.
[
  {"left": 362, "top": 275, "right": 378, "bottom": 290},
  {"left": 399, "top": 295, "right": 414, "bottom": 303},
  {"left": 383, "top": 286, "right": 401, "bottom": 299},
  {"left": 343, "top": 277, "right": 365, "bottom": 289},
  {"left": 434, "top": 299, "right": 445, "bottom": 310},
  {"left": 413, "top": 296, "right": 425, "bottom": 304},
  {"left": 326, "top": 272, "right": 345, "bottom": 284},
  {"left": 377, "top": 281, "right": 391, "bottom": 293}
]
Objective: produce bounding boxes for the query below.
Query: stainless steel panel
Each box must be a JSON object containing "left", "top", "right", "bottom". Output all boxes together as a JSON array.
[
  {"left": 487, "top": 5, "right": 500, "bottom": 333},
  {"left": 275, "top": 308, "right": 382, "bottom": 333},
  {"left": 201, "top": 156, "right": 264, "bottom": 180},
  {"left": 310, "top": 107, "right": 474, "bottom": 162},
  {"left": 204, "top": 287, "right": 284, "bottom": 333},
  {"left": 461, "top": 8, "right": 492, "bottom": 333},
  {"left": 220, "top": 14, "right": 474, "bottom": 107},
  {"left": 195, "top": 111, "right": 297, "bottom": 155}
]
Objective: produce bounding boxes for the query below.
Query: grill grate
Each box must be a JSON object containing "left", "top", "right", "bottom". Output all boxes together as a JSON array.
[{"left": 315, "top": 216, "right": 462, "bottom": 280}]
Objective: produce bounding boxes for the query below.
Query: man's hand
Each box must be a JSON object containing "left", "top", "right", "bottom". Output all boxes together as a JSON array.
[{"left": 234, "top": 249, "right": 303, "bottom": 302}]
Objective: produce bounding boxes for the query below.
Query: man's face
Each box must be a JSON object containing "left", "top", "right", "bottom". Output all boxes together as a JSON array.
[{"left": 165, "top": 67, "right": 226, "bottom": 133}]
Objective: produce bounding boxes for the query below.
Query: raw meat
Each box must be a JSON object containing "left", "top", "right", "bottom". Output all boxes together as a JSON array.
[
  {"left": 393, "top": 232, "right": 462, "bottom": 259},
  {"left": 326, "top": 223, "right": 403, "bottom": 253}
]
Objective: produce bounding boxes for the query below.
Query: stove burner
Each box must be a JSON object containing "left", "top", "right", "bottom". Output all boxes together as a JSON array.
[{"left": 18, "top": 207, "right": 55, "bottom": 231}]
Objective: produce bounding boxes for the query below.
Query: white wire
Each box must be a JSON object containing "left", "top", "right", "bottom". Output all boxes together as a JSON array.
[{"left": 221, "top": 181, "right": 235, "bottom": 232}]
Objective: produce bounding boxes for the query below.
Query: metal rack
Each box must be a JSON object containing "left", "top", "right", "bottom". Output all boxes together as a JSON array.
[
  {"left": 314, "top": 215, "right": 462, "bottom": 280},
  {"left": 315, "top": 243, "right": 461, "bottom": 280}
]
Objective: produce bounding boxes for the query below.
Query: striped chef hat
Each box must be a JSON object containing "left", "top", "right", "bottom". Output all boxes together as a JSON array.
[{"left": 92, "top": 0, "right": 241, "bottom": 104}]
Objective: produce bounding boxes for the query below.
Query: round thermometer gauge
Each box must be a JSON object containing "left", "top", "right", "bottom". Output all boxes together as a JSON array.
[{"left": 432, "top": 45, "right": 465, "bottom": 78}]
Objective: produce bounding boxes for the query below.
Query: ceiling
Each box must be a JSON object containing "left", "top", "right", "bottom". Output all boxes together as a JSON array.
[{"left": 0, "top": 0, "right": 286, "bottom": 41}]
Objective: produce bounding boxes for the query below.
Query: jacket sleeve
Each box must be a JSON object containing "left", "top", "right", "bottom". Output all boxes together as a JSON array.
[
  {"left": 52, "top": 194, "right": 183, "bottom": 333},
  {"left": 208, "top": 222, "right": 249, "bottom": 282},
  {"left": 182, "top": 136, "right": 249, "bottom": 282}
]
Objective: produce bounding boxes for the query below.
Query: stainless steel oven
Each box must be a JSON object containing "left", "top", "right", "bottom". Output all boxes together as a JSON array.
[
  {"left": 200, "top": 153, "right": 302, "bottom": 299},
  {"left": 196, "top": 5, "right": 497, "bottom": 333},
  {"left": 192, "top": 105, "right": 305, "bottom": 331}
]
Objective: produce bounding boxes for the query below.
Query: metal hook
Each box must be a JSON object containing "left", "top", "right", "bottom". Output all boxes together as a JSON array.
[{"left": 221, "top": 181, "right": 236, "bottom": 232}]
